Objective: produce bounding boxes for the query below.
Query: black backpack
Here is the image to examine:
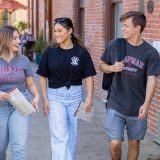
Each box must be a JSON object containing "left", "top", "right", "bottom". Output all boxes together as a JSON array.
[{"left": 102, "top": 38, "right": 126, "bottom": 95}]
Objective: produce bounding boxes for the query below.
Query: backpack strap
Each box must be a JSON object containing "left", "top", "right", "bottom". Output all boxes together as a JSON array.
[{"left": 116, "top": 38, "right": 126, "bottom": 61}]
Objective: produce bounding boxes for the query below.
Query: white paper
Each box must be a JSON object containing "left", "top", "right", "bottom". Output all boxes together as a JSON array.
[
  {"left": 75, "top": 101, "right": 94, "bottom": 122},
  {"left": 9, "top": 88, "right": 35, "bottom": 116}
]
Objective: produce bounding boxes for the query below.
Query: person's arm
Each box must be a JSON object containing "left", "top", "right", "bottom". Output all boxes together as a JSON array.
[
  {"left": 25, "top": 76, "right": 39, "bottom": 112},
  {"left": 84, "top": 76, "right": 94, "bottom": 112},
  {"left": 39, "top": 76, "right": 50, "bottom": 117},
  {"left": 99, "top": 60, "right": 124, "bottom": 74},
  {"left": 100, "top": 39, "right": 124, "bottom": 74},
  {"left": 138, "top": 75, "right": 156, "bottom": 119}
]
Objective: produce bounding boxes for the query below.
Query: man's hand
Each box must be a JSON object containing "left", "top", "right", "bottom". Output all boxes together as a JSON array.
[
  {"left": 111, "top": 61, "right": 124, "bottom": 73},
  {"left": 138, "top": 104, "right": 149, "bottom": 119}
]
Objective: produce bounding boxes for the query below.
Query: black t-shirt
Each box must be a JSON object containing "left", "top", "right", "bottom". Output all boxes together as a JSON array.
[
  {"left": 101, "top": 39, "right": 160, "bottom": 116},
  {"left": 37, "top": 44, "right": 96, "bottom": 89}
]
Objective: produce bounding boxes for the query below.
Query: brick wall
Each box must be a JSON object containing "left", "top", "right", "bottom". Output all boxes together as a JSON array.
[
  {"left": 123, "top": 0, "right": 139, "bottom": 12},
  {"left": 52, "top": 0, "right": 74, "bottom": 22},
  {"left": 38, "top": 0, "right": 45, "bottom": 33},
  {"left": 144, "top": 0, "right": 160, "bottom": 136},
  {"left": 51, "top": 0, "right": 75, "bottom": 40},
  {"left": 83, "top": 0, "right": 107, "bottom": 99},
  {"left": 123, "top": 0, "right": 160, "bottom": 136}
]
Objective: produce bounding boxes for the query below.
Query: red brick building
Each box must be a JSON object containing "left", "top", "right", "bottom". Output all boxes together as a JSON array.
[{"left": 28, "top": 0, "right": 160, "bottom": 141}]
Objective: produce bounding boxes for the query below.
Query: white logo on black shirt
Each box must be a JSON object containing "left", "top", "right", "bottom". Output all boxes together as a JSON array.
[{"left": 70, "top": 56, "right": 79, "bottom": 66}]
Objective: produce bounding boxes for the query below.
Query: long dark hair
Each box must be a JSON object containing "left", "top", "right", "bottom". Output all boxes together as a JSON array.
[{"left": 53, "top": 17, "right": 85, "bottom": 48}]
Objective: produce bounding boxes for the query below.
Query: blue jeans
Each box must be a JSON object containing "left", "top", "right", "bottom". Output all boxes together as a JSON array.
[{"left": 0, "top": 102, "right": 30, "bottom": 160}]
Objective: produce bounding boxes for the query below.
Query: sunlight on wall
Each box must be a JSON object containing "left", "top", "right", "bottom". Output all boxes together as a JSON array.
[{"left": 10, "top": 0, "right": 28, "bottom": 25}]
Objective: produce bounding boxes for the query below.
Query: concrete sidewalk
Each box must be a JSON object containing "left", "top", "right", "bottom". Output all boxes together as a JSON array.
[{"left": 7, "top": 62, "right": 160, "bottom": 160}]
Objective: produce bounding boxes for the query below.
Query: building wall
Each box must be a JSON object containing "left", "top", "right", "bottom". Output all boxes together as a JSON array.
[
  {"left": 144, "top": 0, "right": 160, "bottom": 136},
  {"left": 51, "top": 0, "right": 76, "bottom": 40},
  {"left": 52, "top": 0, "right": 74, "bottom": 21},
  {"left": 11, "top": 0, "right": 28, "bottom": 25},
  {"left": 38, "top": 0, "right": 45, "bottom": 33},
  {"left": 83, "top": 0, "right": 107, "bottom": 98},
  {"left": 123, "top": 0, "right": 139, "bottom": 12},
  {"left": 33, "top": 0, "right": 37, "bottom": 38},
  {"left": 0, "top": 0, "right": 27, "bottom": 26}
]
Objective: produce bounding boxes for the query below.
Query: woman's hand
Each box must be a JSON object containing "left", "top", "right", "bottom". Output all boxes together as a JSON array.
[
  {"left": 31, "top": 95, "right": 40, "bottom": 113},
  {"left": 0, "top": 91, "right": 10, "bottom": 101},
  {"left": 43, "top": 99, "right": 50, "bottom": 117},
  {"left": 85, "top": 97, "right": 92, "bottom": 112}
]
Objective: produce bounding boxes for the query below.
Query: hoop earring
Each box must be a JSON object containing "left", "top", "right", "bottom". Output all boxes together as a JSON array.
[{"left": 69, "top": 34, "right": 72, "bottom": 39}]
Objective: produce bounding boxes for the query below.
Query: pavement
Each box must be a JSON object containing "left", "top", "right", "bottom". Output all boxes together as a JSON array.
[{"left": 7, "top": 62, "right": 160, "bottom": 160}]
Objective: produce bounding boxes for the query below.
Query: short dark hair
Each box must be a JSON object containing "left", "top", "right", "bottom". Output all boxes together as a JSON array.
[{"left": 120, "top": 11, "right": 146, "bottom": 33}]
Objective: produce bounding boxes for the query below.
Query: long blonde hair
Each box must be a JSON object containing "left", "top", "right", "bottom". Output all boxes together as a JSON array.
[{"left": 0, "top": 25, "right": 19, "bottom": 56}]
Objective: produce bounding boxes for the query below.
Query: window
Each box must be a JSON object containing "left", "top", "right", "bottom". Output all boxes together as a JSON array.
[
  {"left": 114, "top": 3, "right": 122, "bottom": 38},
  {"left": 80, "top": 8, "right": 85, "bottom": 41},
  {"left": 79, "top": 0, "right": 85, "bottom": 41},
  {"left": 138, "top": 0, "right": 144, "bottom": 12},
  {"left": 46, "top": 0, "right": 52, "bottom": 41},
  {"left": 105, "top": 1, "right": 122, "bottom": 44}
]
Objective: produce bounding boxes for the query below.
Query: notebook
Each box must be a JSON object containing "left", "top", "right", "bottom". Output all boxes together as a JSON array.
[
  {"left": 8, "top": 88, "right": 35, "bottom": 116},
  {"left": 74, "top": 101, "right": 94, "bottom": 122}
]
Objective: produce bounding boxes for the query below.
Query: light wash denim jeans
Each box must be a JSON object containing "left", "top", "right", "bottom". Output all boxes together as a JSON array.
[
  {"left": 48, "top": 85, "right": 84, "bottom": 160},
  {"left": 0, "top": 101, "right": 30, "bottom": 160}
]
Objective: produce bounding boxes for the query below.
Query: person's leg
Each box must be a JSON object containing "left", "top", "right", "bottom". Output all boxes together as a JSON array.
[
  {"left": 67, "top": 101, "right": 81, "bottom": 160},
  {"left": 8, "top": 109, "right": 30, "bottom": 160},
  {"left": 48, "top": 100, "right": 69, "bottom": 160},
  {"left": 47, "top": 86, "right": 84, "bottom": 160},
  {"left": 109, "top": 140, "right": 122, "bottom": 160},
  {"left": 104, "top": 108, "right": 125, "bottom": 160},
  {"left": 126, "top": 116, "right": 147, "bottom": 160},
  {"left": 127, "top": 140, "right": 140, "bottom": 160},
  {"left": 0, "top": 105, "right": 10, "bottom": 160},
  {"left": 66, "top": 86, "right": 84, "bottom": 160}
]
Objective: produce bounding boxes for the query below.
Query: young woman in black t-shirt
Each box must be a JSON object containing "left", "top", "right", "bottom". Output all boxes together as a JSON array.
[{"left": 37, "top": 17, "right": 96, "bottom": 160}]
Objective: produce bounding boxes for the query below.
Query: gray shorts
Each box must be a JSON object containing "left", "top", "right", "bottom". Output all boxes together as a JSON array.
[{"left": 104, "top": 108, "right": 147, "bottom": 141}]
